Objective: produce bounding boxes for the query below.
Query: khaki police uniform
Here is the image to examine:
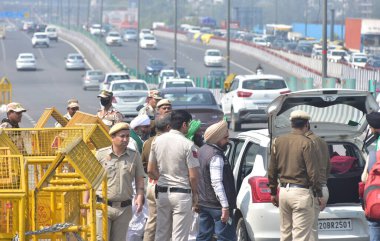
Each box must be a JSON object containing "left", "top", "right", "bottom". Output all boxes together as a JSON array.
[
  {"left": 95, "top": 146, "right": 145, "bottom": 241},
  {"left": 97, "top": 106, "right": 123, "bottom": 128},
  {"left": 305, "top": 130, "right": 330, "bottom": 241},
  {"left": 268, "top": 129, "right": 321, "bottom": 241},
  {"left": 149, "top": 130, "right": 200, "bottom": 241}
]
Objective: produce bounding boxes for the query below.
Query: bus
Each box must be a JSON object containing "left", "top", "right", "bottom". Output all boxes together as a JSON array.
[{"left": 264, "top": 24, "right": 292, "bottom": 39}]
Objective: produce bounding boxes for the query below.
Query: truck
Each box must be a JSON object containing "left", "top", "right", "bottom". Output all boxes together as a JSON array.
[{"left": 345, "top": 18, "right": 380, "bottom": 55}]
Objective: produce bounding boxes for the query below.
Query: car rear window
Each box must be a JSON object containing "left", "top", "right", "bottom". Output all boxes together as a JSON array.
[
  {"left": 207, "top": 51, "right": 221, "bottom": 56},
  {"left": 242, "top": 79, "right": 286, "bottom": 90},
  {"left": 163, "top": 92, "right": 216, "bottom": 105},
  {"left": 111, "top": 82, "right": 147, "bottom": 91},
  {"left": 89, "top": 71, "right": 103, "bottom": 76},
  {"left": 166, "top": 82, "right": 194, "bottom": 88},
  {"left": 106, "top": 75, "right": 130, "bottom": 83}
]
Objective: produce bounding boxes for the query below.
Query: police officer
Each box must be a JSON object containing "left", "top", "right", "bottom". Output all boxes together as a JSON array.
[
  {"left": 92, "top": 122, "right": 145, "bottom": 241},
  {"left": 268, "top": 110, "right": 322, "bottom": 241},
  {"left": 148, "top": 110, "right": 200, "bottom": 241},
  {"left": 142, "top": 113, "right": 171, "bottom": 241},
  {"left": 139, "top": 90, "right": 162, "bottom": 119},
  {"left": 156, "top": 99, "right": 172, "bottom": 116},
  {"left": 55, "top": 99, "right": 80, "bottom": 127},
  {"left": 305, "top": 126, "right": 330, "bottom": 241},
  {"left": 0, "top": 102, "right": 27, "bottom": 128},
  {"left": 97, "top": 90, "right": 123, "bottom": 128}
]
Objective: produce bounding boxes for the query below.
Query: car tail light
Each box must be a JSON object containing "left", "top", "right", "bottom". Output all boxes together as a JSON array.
[
  {"left": 248, "top": 177, "right": 271, "bottom": 203},
  {"left": 280, "top": 90, "right": 291, "bottom": 94},
  {"left": 112, "top": 97, "right": 117, "bottom": 103},
  {"left": 237, "top": 91, "right": 252, "bottom": 98}
]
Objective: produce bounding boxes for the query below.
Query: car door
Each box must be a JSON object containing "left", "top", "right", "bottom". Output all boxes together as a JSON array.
[
  {"left": 235, "top": 141, "right": 261, "bottom": 192},
  {"left": 225, "top": 137, "right": 245, "bottom": 171},
  {"left": 221, "top": 78, "right": 239, "bottom": 115}
]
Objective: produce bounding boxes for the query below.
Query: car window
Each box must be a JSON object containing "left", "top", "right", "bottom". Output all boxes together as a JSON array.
[
  {"left": 243, "top": 79, "right": 286, "bottom": 90},
  {"left": 163, "top": 92, "right": 216, "bottom": 105},
  {"left": 111, "top": 82, "right": 147, "bottom": 91},
  {"left": 207, "top": 51, "right": 221, "bottom": 56},
  {"left": 237, "top": 142, "right": 260, "bottom": 191},
  {"left": 225, "top": 138, "right": 245, "bottom": 170},
  {"left": 230, "top": 79, "right": 239, "bottom": 91},
  {"left": 166, "top": 82, "right": 194, "bottom": 88}
]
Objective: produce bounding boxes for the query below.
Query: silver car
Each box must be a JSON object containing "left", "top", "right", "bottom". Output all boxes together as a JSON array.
[
  {"left": 65, "top": 53, "right": 85, "bottom": 70},
  {"left": 110, "top": 79, "right": 149, "bottom": 121},
  {"left": 82, "top": 70, "right": 104, "bottom": 90}
]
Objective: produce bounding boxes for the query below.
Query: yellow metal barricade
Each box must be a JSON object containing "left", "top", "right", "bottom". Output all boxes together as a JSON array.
[
  {"left": 34, "top": 107, "right": 68, "bottom": 128},
  {"left": 0, "top": 77, "right": 11, "bottom": 105}
]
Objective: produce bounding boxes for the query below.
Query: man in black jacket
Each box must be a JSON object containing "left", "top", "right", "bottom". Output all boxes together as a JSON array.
[{"left": 197, "top": 120, "right": 236, "bottom": 241}]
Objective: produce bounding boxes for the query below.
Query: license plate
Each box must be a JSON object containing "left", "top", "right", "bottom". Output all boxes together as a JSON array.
[
  {"left": 318, "top": 219, "right": 352, "bottom": 231},
  {"left": 120, "top": 97, "right": 139, "bottom": 102}
]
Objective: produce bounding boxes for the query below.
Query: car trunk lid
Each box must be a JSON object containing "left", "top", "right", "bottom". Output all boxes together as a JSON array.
[{"left": 267, "top": 89, "right": 379, "bottom": 139}]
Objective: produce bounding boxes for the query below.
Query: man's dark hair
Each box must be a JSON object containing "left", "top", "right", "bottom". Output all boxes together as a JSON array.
[
  {"left": 155, "top": 113, "right": 171, "bottom": 132},
  {"left": 170, "top": 110, "right": 192, "bottom": 130},
  {"left": 291, "top": 118, "right": 309, "bottom": 129}
]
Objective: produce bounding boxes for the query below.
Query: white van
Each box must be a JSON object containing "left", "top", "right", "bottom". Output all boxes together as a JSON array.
[{"left": 45, "top": 26, "right": 58, "bottom": 41}]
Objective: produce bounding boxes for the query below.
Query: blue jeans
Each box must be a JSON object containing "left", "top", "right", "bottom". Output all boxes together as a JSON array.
[
  {"left": 196, "top": 206, "right": 236, "bottom": 241},
  {"left": 369, "top": 220, "right": 380, "bottom": 241}
]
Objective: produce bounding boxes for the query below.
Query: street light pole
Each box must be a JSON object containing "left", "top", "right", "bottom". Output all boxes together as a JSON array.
[
  {"left": 68, "top": 0, "right": 71, "bottom": 29},
  {"left": 76, "top": 0, "right": 80, "bottom": 27},
  {"left": 322, "top": 0, "right": 328, "bottom": 78},
  {"left": 226, "top": 0, "right": 231, "bottom": 76},
  {"left": 174, "top": 0, "right": 177, "bottom": 76},
  {"left": 100, "top": 0, "right": 104, "bottom": 30},
  {"left": 137, "top": 0, "right": 141, "bottom": 75},
  {"left": 87, "top": 0, "right": 91, "bottom": 28}
]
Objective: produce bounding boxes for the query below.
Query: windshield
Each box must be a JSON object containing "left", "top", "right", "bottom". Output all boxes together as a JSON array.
[
  {"left": 109, "top": 33, "right": 120, "bottom": 37},
  {"left": 144, "top": 36, "right": 155, "bottom": 40},
  {"left": 88, "top": 71, "right": 103, "bottom": 76},
  {"left": 106, "top": 74, "right": 129, "bottom": 83},
  {"left": 242, "top": 79, "right": 286, "bottom": 90},
  {"left": 353, "top": 57, "right": 367, "bottom": 63},
  {"left": 166, "top": 82, "right": 194, "bottom": 88},
  {"left": 332, "top": 52, "right": 346, "bottom": 56},
  {"left": 163, "top": 92, "right": 216, "bottom": 105},
  {"left": 207, "top": 51, "right": 221, "bottom": 56},
  {"left": 111, "top": 82, "right": 148, "bottom": 91}
]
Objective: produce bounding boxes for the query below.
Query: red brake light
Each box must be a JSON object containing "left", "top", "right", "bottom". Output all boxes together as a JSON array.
[
  {"left": 112, "top": 97, "right": 117, "bottom": 103},
  {"left": 248, "top": 177, "right": 271, "bottom": 203},
  {"left": 237, "top": 91, "right": 252, "bottom": 98},
  {"left": 280, "top": 90, "right": 291, "bottom": 94}
]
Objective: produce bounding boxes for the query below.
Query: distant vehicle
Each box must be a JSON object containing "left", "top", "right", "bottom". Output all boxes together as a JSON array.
[
  {"left": 207, "top": 69, "right": 226, "bottom": 88},
  {"left": 45, "top": 26, "right": 58, "bottom": 41},
  {"left": 294, "top": 44, "right": 313, "bottom": 56},
  {"left": 123, "top": 29, "right": 137, "bottom": 41},
  {"left": 89, "top": 24, "right": 104, "bottom": 36},
  {"left": 105, "top": 31, "right": 122, "bottom": 46},
  {"left": 100, "top": 72, "right": 130, "bottom": 90},
  {"left": 204, "top": 49, "right": 223, "bottom": 67},
  {"left": 187, "top": 26, "right": 201, "bottom": 34},
  {"left": 34, "top": 24, "right": 47, "bottom": 33},
  {"left": 327, "top": 49, "right": 348, "bottom": 62},
  {"left": 32, "top": 32, "right": 49, "bottom": 48},
  {"left": 82, "top": 70, "right": 104, "bottom": 90},
  {"left": 252, "top": 37, "right": 270, "bottom": 47},
  {"left": 221, "top": 74, "right": 290, "bottom": 131},
  {"left": 158, "top": 69, "right": 180, "bottom": 83},
  {"left": 22, "top": 21, "right": 34, "bottom": 32},
  {"left": 65, "top": 53, "right": 85, "bottom": 70},
  {"left": 282, "top": 42, "right": 298, "bottom": 52},
  {"left": 271, "top": 39, "right": 287, "bottom": 49},
  {"left": 311, "top": 45, "right": 323, "bottom": 59},
  {"left": 110, "top": 80, "right": 149, "bottom": 121},
  {"left": 348, "top": 53, "right": 368, "bottom": 68},
  {"left": 168, "top": 67, "right": 189, "bottom": 79},
  {"left": 160, "top": 87, "right": 224, "bottom": 131},
  {"left": 16, "top": 53, "right": 36, "bottom": 71},
  {"left": 140, "top": 34, "right": 157, "bottom": 49},
  {"left": 365, "top": 58, "right": 380, "bottom": 70},
  {"left": 145, "top": 59, "right": 166, "bottom": 76},
  {"left": 158, "top": 78, "right": 195, "bottom": 89},
  {"left": 139, "top": 28, "right": 153, "bottom": 39}
]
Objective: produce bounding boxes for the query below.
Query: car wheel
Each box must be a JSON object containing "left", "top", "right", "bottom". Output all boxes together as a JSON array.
[
  {"left": 231, "top": 109, "right": 241, "bottom": 131},
  {"left": 236, "top": 217, "right": 251, "bottom": 241}
]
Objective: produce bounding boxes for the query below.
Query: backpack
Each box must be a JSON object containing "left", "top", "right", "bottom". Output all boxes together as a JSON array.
[{"left": 363, "top": 151, "right": 380, "bottom": 221}]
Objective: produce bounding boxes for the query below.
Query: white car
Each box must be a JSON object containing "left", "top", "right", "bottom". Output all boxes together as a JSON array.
[
  {"left": 140, "top": 34, "right": 157, "bottom": 49},
  {"left": 204, "top": 49, "right": 223, "bottom": 67},
  {"left": 230, "top": 89, "right": 378, "bottom": 241},
  {"left": 348, "top": 53, "right": 368, "bottom": 68},
  {"left": 157, "top": 78, "right": 196, "bottom": 89},
  {"left": 65, "top": 53, "right": 85, "bottom": 70},
  {"left": 16, "top": 53, "right": 36, "bottom": 71},
  {"left": 158, "top": 69, "right": 180, "bottom": 83},
  {"left": 221, "top": 74, "right": 290, "bottom": 131},
  {"left": 45, "top": 26, "right": 58, "bottom": 41},
  {"left": 32, "top": 32, "right": 49, "bottom": 48},
  {"left": 139, "top": 28, "right": 153, "bottom": 39},
  {"left": 327, "top": 49, "right": 348, "bottom": 62},
  {"left": 89, "top": 24, "right": 104, "bottom": 36},
  {"left": 105, "top": 31, "right": 122, "bottom": 46},
  {"left": 252, "top": 37, "right": 270, "bottom": 47},
  {"left": 100, "top": 72, "right": 130, "bottom": 90}
]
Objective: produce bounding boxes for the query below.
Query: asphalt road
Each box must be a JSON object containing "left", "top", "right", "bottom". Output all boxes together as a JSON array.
[{"left": 0, "top": 28, "right": 295, "bottom": 133}]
